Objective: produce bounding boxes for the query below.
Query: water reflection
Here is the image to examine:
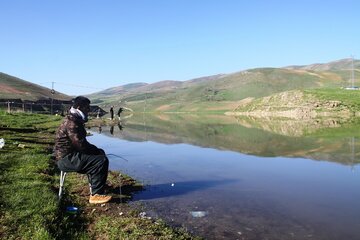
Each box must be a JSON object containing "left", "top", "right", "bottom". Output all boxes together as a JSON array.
[
  {"left": 118, "top": 122, "right": 123, "bottom": 131},
  {"left": 88, "top": 114, "right": 360, "bottom": 240},
  {"left": 91, "top": 113, "right": 360, "bottom": 167}
]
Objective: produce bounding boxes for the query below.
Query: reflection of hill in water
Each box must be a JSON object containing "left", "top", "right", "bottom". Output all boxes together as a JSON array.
[
  {"left": 93, "top": 114, "right": 360, "bottom": 165},
  {"left": 234, "top": 116, "right": 346, "bottom": 137}
]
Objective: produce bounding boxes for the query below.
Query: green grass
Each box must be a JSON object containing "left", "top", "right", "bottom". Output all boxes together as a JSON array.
[
  {"left": 305, "top": 88, "right": 360, "bottom": 111},
  {"left": 0, "top": 111, "right": 68, "bottom": 239},
  {"left": 0, "top": 151, "right": 57, "bottom": 239}
]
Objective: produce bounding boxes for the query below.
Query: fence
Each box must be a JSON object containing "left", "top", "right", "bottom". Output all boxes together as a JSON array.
[
  {"left": 0, "top": 101, "right": 105, "bottom": 117},
  {"left": 0, "top": 101, "right": 71, "bottom": 115}
]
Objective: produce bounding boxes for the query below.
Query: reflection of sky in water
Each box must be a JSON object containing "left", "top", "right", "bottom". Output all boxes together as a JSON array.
[{"left": 88, "top": 132, "right": 360, "bottom": 240}]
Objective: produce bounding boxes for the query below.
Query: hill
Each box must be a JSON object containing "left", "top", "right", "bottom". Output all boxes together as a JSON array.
[
  {"left": 0, "top": 72, "right": 71, "bottom": 101},
  {"left": 87, "top": 58, "right": 359, "bottom": 112},
  {"left": 1, "top": 58, "right": 358, "bottom": 112},
  {"left": 227, "top": 89, "right": 360, "bottom": 119}
]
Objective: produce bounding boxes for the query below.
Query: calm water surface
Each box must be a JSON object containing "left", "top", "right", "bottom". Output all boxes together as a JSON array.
[{"left": 89, "top": 114, "right": 360, "bottom": 240}]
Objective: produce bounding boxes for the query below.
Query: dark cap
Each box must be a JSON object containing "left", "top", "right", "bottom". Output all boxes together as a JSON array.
[{"left": 73, "top": 96, "right": 90, "bottom": 108}]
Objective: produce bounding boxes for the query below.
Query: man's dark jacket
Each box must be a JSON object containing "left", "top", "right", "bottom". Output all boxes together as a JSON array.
[{"left": 54, "top": 113, "right": 101, "bottom": 160}]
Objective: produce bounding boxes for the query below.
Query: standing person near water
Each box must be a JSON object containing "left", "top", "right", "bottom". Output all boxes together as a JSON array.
[
  {"left": 110, "top": 106, "right": 114, "bottom": 120},
  {"left": 54, "top": 96, "right": 112, "bottom": 204}
]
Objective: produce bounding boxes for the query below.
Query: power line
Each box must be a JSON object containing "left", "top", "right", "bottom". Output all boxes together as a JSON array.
[
  {"left": 35, "top": 81, "right": 106, "bottom": 91},
  {"left": 55, "top": 82, "right": 105, "bottom": 90}
]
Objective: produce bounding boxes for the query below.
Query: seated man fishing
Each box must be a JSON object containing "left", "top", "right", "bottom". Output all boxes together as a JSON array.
[{"left": 54, "top": 96, "right": 112, "bottom": 204}]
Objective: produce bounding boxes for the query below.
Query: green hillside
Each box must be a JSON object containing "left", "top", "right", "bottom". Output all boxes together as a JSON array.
[
  {"left": 1, "top": 58, "right": 358, "bottom": 111},
  {"left": 0, "top": 72, "right": 71, "bottom": 101},
  {"left": 88, "top": 58, "right": 359, "bottom": 112}
]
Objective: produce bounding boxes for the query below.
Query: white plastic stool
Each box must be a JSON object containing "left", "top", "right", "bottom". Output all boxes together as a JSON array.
[{"left": 58, "top": 171, "right": 92, "bottom": 199}]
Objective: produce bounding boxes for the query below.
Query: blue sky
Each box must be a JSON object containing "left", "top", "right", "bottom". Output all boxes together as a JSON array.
[{"left": 1, "top": 0, "right": 359, "bottom": 95}]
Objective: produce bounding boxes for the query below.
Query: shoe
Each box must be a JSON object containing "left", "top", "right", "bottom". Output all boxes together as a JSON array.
[{"left": 89, "top": 194, "right": 112, "bottom": 204}]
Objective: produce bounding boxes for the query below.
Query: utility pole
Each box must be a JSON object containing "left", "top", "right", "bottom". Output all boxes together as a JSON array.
[
  {"left": 50, "top": 81, "right": 55, "bottom": 114},
  {"left": 351, "top": 55, "right": 355, "bottom": 88}
]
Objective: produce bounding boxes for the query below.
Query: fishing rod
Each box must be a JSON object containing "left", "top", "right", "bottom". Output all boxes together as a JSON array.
[{"left": 107, "top": 153, "right": 129, "bottom": 162}]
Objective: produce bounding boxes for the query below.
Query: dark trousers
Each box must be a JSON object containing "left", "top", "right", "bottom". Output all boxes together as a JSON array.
[{"left": 57, "top": 152, "right": 109, "bottom": 195}]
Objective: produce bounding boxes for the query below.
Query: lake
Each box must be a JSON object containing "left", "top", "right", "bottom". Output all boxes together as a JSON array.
[{"left": 88, "top": 114, "right": 360, "bottom": 240}]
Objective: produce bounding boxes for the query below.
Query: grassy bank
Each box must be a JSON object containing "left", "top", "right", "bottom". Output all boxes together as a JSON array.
[
  {"left": 0, "top": 111, "right": 200, "bottom": 239},
  {"left": 0, "top": 111, "right": 66, "bottom": 239},
  {"left": 231, "top": 88, "right": 360, "bottom": 118},
  {"left": 305, "top": 88, "right": 360, "bottom": 112}
]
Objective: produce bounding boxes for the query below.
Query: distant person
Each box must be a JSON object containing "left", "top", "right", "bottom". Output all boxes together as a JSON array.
[
  {"left": 97, "top": 108, "right": 101, "bottom": 119},
  {"left": 117, "top": 107, "right": 123, "bottom": 120},
  {"left": 54, "top": 96, "right": 112, "bottom": 204},
  {"left": 110, "top": 106, "right": 114, "bottom": 120},
  {"left": 110, "top": 125, "right": 114, "bottom": 135}
]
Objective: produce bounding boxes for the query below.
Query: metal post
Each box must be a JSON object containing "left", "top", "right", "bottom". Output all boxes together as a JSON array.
[
  {"left": 351, "top": 55, "right": 355, "bottom": 88},
  {"left": 51, "top": 82, "right": 55, "bottom": 115},
  {"left": 51, "top": 98, "right": 53, "bottom": 114}
]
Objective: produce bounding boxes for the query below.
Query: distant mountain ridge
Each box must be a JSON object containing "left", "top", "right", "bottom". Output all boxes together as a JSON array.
[
  {"left": 87, "top": 58, "right": 359, "bottom": 112},
  {"left": 93, "top": 83, "right": 148, "bottom": 96},
  {"left": 285, "top": 58, "right": 358, "bottom": 71}
]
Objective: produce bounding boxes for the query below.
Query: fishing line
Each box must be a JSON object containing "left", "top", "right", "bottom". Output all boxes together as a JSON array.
[
  {"left": 106, "top": 153, "right": 128, "bottom": 203},
  {"left": 119, "top": 172, "right": 123, "bottom": 203}
]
